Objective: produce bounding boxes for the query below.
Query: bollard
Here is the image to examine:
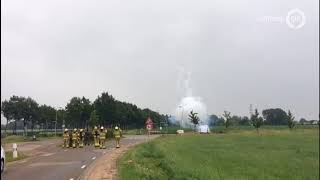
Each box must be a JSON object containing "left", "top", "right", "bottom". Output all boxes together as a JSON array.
[{"left": 13, "top": 143, "right": 18, "bottom": 158}]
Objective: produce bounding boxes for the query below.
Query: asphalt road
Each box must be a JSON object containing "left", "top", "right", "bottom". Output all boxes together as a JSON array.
[{"left": 1, "top": 135, "right": 152, "bottom": 180}]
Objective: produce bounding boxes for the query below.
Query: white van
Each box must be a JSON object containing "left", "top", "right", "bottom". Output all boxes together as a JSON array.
[{"left": 198, "top": 125, "right": 210, "bottom": 134}]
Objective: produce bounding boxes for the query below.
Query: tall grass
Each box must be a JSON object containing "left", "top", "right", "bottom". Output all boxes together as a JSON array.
[{"left": 118, "top": 127, "right": 319, "bottom": 180}]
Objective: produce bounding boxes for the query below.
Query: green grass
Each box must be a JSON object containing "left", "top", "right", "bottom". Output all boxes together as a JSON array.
[
  {"left": 118, "top": 127, "right": 319, "bottom": 180},
  {"left": 1, "top": 135, "right": 29, "bottom": 144},
  {"left": 122, "top": 127, "right": 194, "bottom": 135},
  {"left": 1, "top": 135, "right": 59, "bottom": 144},
  {"left": 5, "top": 151, "right": 27, "bottom": 163}
]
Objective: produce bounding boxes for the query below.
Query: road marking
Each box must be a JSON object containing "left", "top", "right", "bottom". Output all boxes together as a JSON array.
[
  {"left": 41, "top": 153, "right": 55, "bottom": 157},
  {"left": 70, "top": 178, "right": 74, "bottom": 180},
  {"left": 30, "top": 161, "right": 77, "bottom": 167},
  {"left": 81, "top": 165, "right": 86, "bottom": 169},
  {"left": 92, "top": 157, "right": 96, "bottom": 160},
  {"left": 64, "top": 149, "right": 68, "bottom": 152}
]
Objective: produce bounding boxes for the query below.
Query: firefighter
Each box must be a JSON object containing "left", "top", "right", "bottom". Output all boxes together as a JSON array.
[
  {"left": 72, "top": 128, "right": 78, "bottom": 148},
  {"left": 68, "top": 129, "right": 73, "bottom": 148},
  {"left": 63, "top": 129, "right": 69, "bottom": 148},
  {"left": 84, "top": 128, "right": 90, "bottom": 146},
  {"left": 113, "top": 126, "right": 121, "bottom": 148},
  {"left": 78, "top": 129, "right": 84, "bottom": 148},
  {"left": 99, "top": 126, "right": 107, "bottom": 149},
  {"left": 93, "top": 126, "right": 100, "bottom": 147}
]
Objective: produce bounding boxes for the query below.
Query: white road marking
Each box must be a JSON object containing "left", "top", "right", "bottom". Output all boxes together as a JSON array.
[
  {"left": 70, "top": 178, "right": 74, "bottom": 180},
  {"left": 92, "top": 157, "right": 96, "bottom": 160},
  {"left": 64, "top": 149, "right": 68, "bottom": 152},
  {"left": 81, "top": 165, "right": 86, "bottom": 169},
  {"left": 41, "top": 153, "right": 55, "bottom": 157},
  {"left": 30, "top": 161, "right": 77, "bottom": 167}
]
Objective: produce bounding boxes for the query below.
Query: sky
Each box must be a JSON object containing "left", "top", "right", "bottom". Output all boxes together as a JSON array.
[{"left": 1, "top": 0, "right": 319, "bottom": 124}]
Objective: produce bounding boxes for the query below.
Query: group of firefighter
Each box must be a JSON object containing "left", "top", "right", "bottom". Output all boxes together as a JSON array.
[{"left": 62, "top": 125, "right": 122, "bottom": 149}]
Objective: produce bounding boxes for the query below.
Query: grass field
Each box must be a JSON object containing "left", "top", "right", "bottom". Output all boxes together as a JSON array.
[
  {"left": 118, "top": 127, "right": 319, "bottom": 180},
  {"left": 5, "top": 151, "right": 27, "bottom": 163},
  {"left": 1, "top": 135, "right": 59, "bottom": 144}
]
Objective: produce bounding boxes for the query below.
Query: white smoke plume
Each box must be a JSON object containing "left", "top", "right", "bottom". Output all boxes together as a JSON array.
[{"left": 173, "top": 67, "right": 209, "bottom": 128}]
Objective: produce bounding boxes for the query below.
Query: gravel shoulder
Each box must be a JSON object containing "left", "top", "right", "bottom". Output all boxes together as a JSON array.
[{"left": 80, "top": 135, "right": 159, "bottom": 180}]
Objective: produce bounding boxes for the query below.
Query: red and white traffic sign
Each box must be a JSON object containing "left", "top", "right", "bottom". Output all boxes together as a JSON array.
[{"left": 146, "top": 117, "right": 153, "bottom": 130}]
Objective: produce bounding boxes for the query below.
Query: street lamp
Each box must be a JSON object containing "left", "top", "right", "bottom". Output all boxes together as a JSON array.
[{"left": 179, "top": 105, "right": 184, "bottom": 128}]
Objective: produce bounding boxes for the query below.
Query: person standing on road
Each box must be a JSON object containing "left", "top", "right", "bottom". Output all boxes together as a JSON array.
[
  {"left": 99, "top": 126, "right": 107, "bottom": 149},
  {"left": 79, "top": 129, "right": 84, "bottom": 148},
  {"left": 63, "top": 129, "right": 69, "bottom": 148},
  {"left": 84, "top": 128, "right": 90, "bottom": 146},
  {"left": 113, "top": 126, "right": 121, "bottom": 148},
  {"left": 68, "top": 129, "right": 73, "bottom": 148},
  {"left": 93, "top": 126, "right": 100, "bottom": 148},
  {"left": 72, "top": 128, "right": 78, "bottom": 148}
]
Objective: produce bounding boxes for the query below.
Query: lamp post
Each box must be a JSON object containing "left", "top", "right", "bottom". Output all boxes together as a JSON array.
[{"left": 179, "top": 105, "right": 184, "bottom": 128}]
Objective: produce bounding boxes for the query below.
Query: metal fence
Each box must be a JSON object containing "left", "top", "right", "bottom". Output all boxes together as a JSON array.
[{"left": 1, "top": 129, "right": 63, "bottom": 136}]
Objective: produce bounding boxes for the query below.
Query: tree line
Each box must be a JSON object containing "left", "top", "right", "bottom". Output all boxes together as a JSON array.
[
  {"left": 206, "top": 108, "right": 318, "bottom": 132},
  {"left": 1, "top": 92, "right": 168, "bottom": 135}
]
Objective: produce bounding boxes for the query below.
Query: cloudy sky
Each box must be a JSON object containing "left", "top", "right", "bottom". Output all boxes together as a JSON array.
[{"left": 1, "top": 0, "right": 319, "bottom": 124}]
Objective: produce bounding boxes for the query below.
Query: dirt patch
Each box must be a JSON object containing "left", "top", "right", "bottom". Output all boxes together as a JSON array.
[
  {"left": 80, "top": 135, "right": 158, "bottom": 180},
  {"left": 81, "top": 143, "right": 137, "bottom": 180}
]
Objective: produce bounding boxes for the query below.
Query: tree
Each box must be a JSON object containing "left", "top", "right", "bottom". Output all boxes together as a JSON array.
[
  {"left": 79, "top": 97, "right": 92, "bottom": 128},
  {"left": 65, "top": 97, "right": 92, "bottom": 128},
  {"left": 1, "top": 100, "right": 14, "bottom": 135},
  {"left": 57, "top": 108, "right": 66, "bottom": 129},
  {"left": 251, "top": 109, "right": 263, "bottom": 133},
  {"left": 287, "top": 110, "right": 295, "bottom": 130},
  {"left": 2, "top": 96, "right": 39, "bottom": 136},
  {"left": 21, "top": 97, "right": 39, "bottom": 136},
  {"left": 2, "top": 92, "right": 165, "bottom": 131},
  {"left": 239, "top": 116, "right": 250, "bottom": 125},
  {"left": 1, "top": 96, "right": 26, "bottom": 134},
  {"left": 94, "top": 92, "right": 116, "bottom": 126},
  {"left": 209, "top": 114, "right": 219, "bottom": 126},
  {"left": 299, "top": 118, "right": 307, "bottom": 125},
  {"left": 89, "top": 110, "right": 99, "bottom": 128},
  {"left": 262, "top": 108, "right": 287, "bottom": 125},
  {"left": 231, "top": 115, "right": 242, "bottom": 125},
  {"left": 188, "top": 110, "right": 200, "bottom": 131},
  {"left": 38, "top": 105, "right": 56, "bottom": 130},
  {"left": 222, "top": 111, "right": 232, "bottom": 129}
]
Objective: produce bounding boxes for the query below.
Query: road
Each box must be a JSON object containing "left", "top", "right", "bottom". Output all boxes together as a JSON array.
[{"left": 1, "top": 135, "right": 154, "bottom": 180}]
